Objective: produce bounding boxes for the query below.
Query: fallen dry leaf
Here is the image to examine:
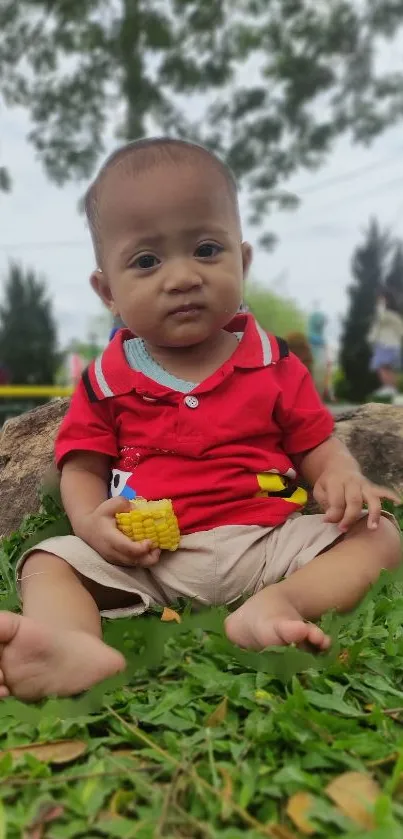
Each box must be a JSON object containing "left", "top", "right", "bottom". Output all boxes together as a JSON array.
[
  {"left": 111, "top": 749, "right": 139, "bottom": 760},
  {"left": 205, "top": 697, "right": 228, "bottom": 727},
  {"left": 367, "top": 752, "right": 398, "bottom": 768},
  {"left": 220, "top": 767, "right": 233, "bottom": 819},
  {"left": 161, "top": 607, "right": 181, "bottom": 623},
  {"left": 326, "top": 771, "right": 380, "bottom": 829},
  {"left": 1, "top": 740, "right": 87, "bottom": 765},
  {"left": 270, "top": 825, "right": 299, "bottom": 839},
  {"left": 338, "top": 650, "right": 350, "bottom": 666},
  {"left": 286, "top": 792, "right": 316, "bottom": 835},
  {"left": 23, "top": 804, "right": 64, "bottom": 839}
]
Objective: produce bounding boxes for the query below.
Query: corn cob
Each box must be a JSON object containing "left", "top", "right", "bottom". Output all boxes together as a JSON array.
[{"left": 115, "top": 498, "right": 180, "bottom": 551}]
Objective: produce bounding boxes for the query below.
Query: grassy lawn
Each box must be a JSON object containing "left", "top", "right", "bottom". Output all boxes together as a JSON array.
[{"left": 0, "top": 500, "right": 402, "bottom": 837}]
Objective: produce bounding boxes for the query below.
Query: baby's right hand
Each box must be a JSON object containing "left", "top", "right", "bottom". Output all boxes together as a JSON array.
[{"left": 74, "top": 497, "right": 161, "bottom": 568}]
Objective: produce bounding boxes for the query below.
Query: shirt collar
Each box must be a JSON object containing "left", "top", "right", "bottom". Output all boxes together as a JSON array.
[
  {"left": 92, "top": 315, "right": 281, "bottom": 399},
  {"left": 227, "top": 313, "right": 277, "bottom": 368}
]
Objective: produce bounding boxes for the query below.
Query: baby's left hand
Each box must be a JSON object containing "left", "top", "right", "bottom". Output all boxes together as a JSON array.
[{"left": 313, "top": 468, "right": 400, "bottom": 532}]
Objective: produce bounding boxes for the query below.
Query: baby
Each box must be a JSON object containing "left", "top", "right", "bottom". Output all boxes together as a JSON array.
[{"left": 0, "top": 138, "right": 400, "bottom": 700}]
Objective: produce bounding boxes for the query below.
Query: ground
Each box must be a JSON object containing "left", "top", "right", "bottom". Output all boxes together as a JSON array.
[{"left": 0, "top": 499, "right": 402, "bottom": 837}]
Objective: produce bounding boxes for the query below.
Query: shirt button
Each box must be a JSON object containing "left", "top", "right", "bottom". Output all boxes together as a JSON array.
[{"left": 184, "top": 395, "right": 199, "bottom": 409}]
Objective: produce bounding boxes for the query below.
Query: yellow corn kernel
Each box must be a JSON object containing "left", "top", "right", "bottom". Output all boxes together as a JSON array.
[{"left": 115, "top": 499, "right": 180, "bottom": 551}]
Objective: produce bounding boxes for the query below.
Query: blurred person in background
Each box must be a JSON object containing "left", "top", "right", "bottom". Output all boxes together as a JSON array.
[
  {"left": 308, "top": 303, "right": 328, "bottom": 398},
  {"left": 368, "top": 290, "right": 403, "bottom": 399}
]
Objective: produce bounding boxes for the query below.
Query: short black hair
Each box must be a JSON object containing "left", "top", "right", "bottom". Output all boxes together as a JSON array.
[{"left": 84, "top": 137, "right": 239, "bottom": 265}]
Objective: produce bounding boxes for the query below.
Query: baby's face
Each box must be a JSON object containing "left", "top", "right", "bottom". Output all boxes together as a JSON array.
[{"left": 91, "top": 160, "right": 251, "bottom": 348}]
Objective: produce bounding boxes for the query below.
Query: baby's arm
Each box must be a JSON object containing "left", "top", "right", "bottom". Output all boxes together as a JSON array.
[
  {"left": 61, "top": 451, "right": 110, "bottom": 526},
  {"left": 296, "top": 437, "right": 400, "bottom": 532},
  {"left": 61, "top": 452, "right": 161, "bottom": 567},
  {"left": 276, "top": 352, "right": 400, "bottom": 532}
]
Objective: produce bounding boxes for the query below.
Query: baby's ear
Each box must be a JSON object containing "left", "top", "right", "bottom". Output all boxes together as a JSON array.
[
  {"left": 90, "top": 270, "right": 118, "bottom": 315},
  {"left": 241, "top": 242, "right": 253, "bottom": 278}
]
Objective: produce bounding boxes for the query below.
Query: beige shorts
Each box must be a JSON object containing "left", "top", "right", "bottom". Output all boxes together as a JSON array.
[{"left": 16, "top": 513, "right": 353, "bottom": 618}]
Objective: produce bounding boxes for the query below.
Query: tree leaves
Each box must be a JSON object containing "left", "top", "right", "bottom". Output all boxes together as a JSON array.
[
  {"left": 339, "top": 218, "right": 389, "bottom": 401},
  {"left": 0, "top": 262, "right": 58, "bottom": 386},
  {"left": 3, "top": 0, "right": 403, "bottom": 240},
  {"left": 0, "top": 166, "right": 11, "bottom": 192}
]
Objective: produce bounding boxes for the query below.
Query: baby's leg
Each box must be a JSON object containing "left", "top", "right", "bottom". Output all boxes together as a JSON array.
[
  {"left": 225, "top": 516, "right": 401, "bottom": 651},
  {"left": 0, "top": 551, "right": 125, "bottom": 700}
]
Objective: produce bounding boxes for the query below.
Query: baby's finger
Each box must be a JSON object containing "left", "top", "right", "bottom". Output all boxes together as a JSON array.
[
  {"left": 99, "top": 496, "right": 132, "bottom": 516},
  {"left": 337, "top": 485, "right": 364, "bottom": 531},
  {"left": 374, "top": 486, "right": 402, "bottom": 506},
  {"left": 109, "top": 531, "right": 154, "bottom": 561},
  {"left": 105, "top": 544, "right": 153, "bottom": 567},
  {"left": 323, "top": 485, "right": 346, "bottom": 524},
  {"left": 136, "top": 549, "right": 161, "bottom": 567},
  {"left": 313, "top": 482, "right": 327, "bottom": 508},
  {"left": 362, "top": 489, "right": 382, "bottom": 530}
]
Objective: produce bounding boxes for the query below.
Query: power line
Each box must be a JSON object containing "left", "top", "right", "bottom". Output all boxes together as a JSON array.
[
  {"left": 298, "top": 149, "right": 403, "bottom": 196},
  {"left": 1, "top": 159, "right": 403, "bottom": 251},
  {"left": 305, "top": 173, "right": 403, "bottom": 212}
]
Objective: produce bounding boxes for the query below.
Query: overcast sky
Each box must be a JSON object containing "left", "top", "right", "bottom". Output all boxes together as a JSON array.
[{"left": 2, "top": 75, "right": 403, "bottom": 352}]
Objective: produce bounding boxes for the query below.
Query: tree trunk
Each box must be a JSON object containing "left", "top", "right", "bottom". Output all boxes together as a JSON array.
[{"left": 119, "top": 0, "right": 144, "bottom": 140}]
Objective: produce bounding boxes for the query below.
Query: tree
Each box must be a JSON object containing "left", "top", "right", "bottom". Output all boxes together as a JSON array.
[
  {"left": 339, "top": 219, "right": 389, "bottom": 402},
  {"left": 246, "top": 284, "right": 306, "bottom": 336},
  {"left": 385, "top": 242, "right": 403, "bottom": 314},
  {"left": 2, "top": 1, "right": 403, "bottom": 243},
  {"left": 0, "top": 263, "right": 58, "bottom": 385}
]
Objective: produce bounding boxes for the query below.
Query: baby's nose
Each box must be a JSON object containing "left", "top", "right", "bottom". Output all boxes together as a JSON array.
[{"left": 165, "top": 261, "right": 203, "bottom": 293}]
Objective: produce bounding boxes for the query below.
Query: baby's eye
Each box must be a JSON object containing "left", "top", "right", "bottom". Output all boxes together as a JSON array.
[
  {"left": 132, "top": 253, "right": 160, "bottom": 270},
  {"left": 195, "top": 242, "right": 223, "bottom": 259}
]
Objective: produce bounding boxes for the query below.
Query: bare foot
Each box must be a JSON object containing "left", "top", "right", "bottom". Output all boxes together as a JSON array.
[
  {"left": 225, "top": 588, "right": 330, "bottom": 652},
  {"left": 0, "top": 612, "right": 126, "bottom": 700}
]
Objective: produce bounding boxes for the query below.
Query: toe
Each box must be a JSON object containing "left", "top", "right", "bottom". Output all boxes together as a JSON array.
[
  {"left": 0, "top": 685, "right": 10, "bottom": 699},
  {"left": 0, "top": 612, "right": 20, "bottom": 646}
]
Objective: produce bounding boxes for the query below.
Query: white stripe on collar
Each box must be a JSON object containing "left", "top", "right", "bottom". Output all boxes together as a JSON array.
[
  {"left": 255, "top": 321, "right": 272, "bottom": 366},
  {"left": 94, "top": 354, "right": 114, "bottom": 397}
]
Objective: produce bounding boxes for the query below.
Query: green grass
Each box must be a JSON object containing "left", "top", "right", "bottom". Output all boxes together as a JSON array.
[{"left": 0, "top": 501, "right": 403, "bottom": 837}]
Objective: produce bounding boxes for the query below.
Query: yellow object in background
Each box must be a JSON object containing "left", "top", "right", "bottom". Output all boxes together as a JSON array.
[{"left": 116, "top": 498, "right": 180, "bottom": 551}]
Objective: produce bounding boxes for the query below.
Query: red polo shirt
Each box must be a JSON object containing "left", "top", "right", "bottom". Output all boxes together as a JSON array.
[{"left": 56, "top": 314, "right": 334, "bottom": 535}]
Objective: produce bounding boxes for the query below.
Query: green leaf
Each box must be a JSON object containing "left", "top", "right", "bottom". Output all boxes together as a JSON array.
[
  {"left": 304, "top": 690, "right": 363, "bottom": 717},
  {"left": 0, "top": 801, "right": 6, "bottom": 839}
]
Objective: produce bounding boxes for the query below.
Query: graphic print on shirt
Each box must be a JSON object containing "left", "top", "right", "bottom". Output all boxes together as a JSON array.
[
  {"left": 255, "top": 471, "right": 308, "bottom": 507},
  {"left": 110, "top": 469, "right": 136, "bottom": 500},
  {"left": 110, "top": 465, "right": 308, "bottom": 509}
]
